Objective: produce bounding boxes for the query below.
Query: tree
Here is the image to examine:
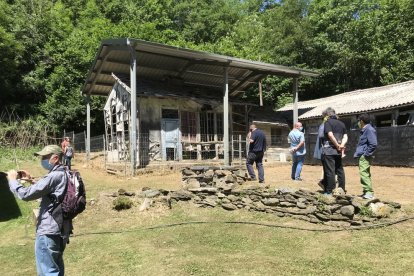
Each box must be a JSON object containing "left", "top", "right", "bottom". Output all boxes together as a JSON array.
[{"left": 0, "top": 0, "right": 22, "bottom": 112}]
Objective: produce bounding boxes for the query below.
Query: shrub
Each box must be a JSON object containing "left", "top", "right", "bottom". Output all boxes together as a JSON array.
[
  {"left": 112, "top": 196, "right": 134, "bottom": 211},
  {"left": 359, "top": 206, "right": 374, "bottom": 217}
]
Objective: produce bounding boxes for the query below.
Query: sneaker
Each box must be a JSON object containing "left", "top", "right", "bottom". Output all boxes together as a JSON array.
[
  {"left": 294, "top": 177, "right": 303, "bottom": 181},
  {"left": 362, "top": 193, "right": 374, "bottom": 199},
  {"left": 323, "top": 192, "right": 333, "bottom": 197}
]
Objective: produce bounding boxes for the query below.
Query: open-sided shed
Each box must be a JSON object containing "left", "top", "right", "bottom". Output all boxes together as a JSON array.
[{"left": 82, "top": 38, "right": 318, "bottom": 173}]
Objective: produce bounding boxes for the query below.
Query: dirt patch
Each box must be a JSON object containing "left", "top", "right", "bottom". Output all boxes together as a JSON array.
[{"left": 72, "top": 156, "right": 414, "bottom": 208}]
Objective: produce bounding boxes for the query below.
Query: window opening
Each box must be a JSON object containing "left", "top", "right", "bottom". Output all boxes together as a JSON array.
[
  {"left": 162, "top": 109, "right": 179, "bottom": 119},
  {"left": 181, "top": 111, "right": 197, "bottom": 142},
  {"left": 271, "top": 127, "right": 282, "bottom": 146},
  {"left": 200, "top": 112, "right": 215, "bottom": 142}
]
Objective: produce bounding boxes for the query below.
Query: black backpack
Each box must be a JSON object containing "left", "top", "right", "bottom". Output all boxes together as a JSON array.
[
  {"left": 65, "top": 146, "right": 74, "bottom": 157},
  {"left": 51, "top": 168, "right": 86, "bottom": 229}
]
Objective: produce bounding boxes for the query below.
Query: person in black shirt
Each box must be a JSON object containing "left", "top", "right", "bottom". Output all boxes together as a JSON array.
[
  {"left": 321, "top": 108, "right": 348, "bottom": 195},
  {"left": 246, "top": 124, "right": 267, "bottom": 183}
]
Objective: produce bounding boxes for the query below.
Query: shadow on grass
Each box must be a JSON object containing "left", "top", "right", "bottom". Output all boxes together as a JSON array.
[{"left": 0, "top": 172, "right": 21, "bottom": 221}]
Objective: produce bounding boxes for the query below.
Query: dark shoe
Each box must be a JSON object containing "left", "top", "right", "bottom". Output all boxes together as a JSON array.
[
  {"left": 259, "top": 181, "right": 265, "bottom": 184},
  {"left": 317, "top": 180, "right": 324, "bottom": 190}
]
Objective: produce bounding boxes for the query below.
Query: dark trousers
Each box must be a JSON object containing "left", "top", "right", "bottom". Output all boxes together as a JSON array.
[
  {"left": 64, "top": 156, "right": 72, "bottom": 170},
  {"left": 321, "top": 154, "right": 345, "bottom": 193},
  {"left": 246, "top": 151, "right": 264, "bottom": 182}
]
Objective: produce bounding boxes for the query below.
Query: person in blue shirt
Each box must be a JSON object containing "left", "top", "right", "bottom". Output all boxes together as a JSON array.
[
  {"left": 246, "top": 124, "right": 267, "bottom": 183},
  {"left": 7, "top": 145, "right": 72, "bottom": 276},
  {"left": 288, "top": 122, "right": 306, "bottom": 181},
  {"left": 354, "top": 113, "right": 378, "bottom": 199}
]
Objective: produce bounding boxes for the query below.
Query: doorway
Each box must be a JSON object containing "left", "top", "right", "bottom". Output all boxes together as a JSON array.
[{"left": 161, "top": 119, "right": 181, "bottom": 160}]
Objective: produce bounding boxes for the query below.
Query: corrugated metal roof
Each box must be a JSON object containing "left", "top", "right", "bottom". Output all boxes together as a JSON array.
[
  {"left": 111, "top": 74, "right": 256, "bottom": 106},
  {"left": 82, "top": 38, "right": 318, "bottom": 97},
  {"left": 277, "top": 80, "right": 414, "bottom": 119}
]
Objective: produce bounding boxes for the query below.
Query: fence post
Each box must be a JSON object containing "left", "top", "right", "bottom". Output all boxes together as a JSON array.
[
  {"left": 239, "top": 134, "right": 242, "bottom": 167},
  {"left": 84, "top": 130, "right": 87, "bottom": 158},
  {"left": 231, "top": 135, "right": 234, "bottom": 166},
  {"left": 103, "top": 134, "right": 106, "bottom": 171}
]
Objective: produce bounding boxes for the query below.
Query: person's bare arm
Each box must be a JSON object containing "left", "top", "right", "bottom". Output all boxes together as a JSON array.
[
  {"left": 247, "top": 132, "right": 254, "bottom": 143},
  {"left": 340, "top": 134, "right": 348, "bottom": 148},
  {"left": 292, "top": 140, "right": 305, "bottom": 152},
  {"left": 327, "top": 131, "right": 341, "bottom": 148}
]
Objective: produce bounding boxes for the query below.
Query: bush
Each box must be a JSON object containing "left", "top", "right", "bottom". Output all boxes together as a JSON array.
[
  {"left": 112, "top": 196, "right": 134, "bottom": 211},
  {"left": 0, "top": 117, "right": 58, "bottom": 148},
  {"left": 359, "top": 206, "right": 374, "bottom": 217}
]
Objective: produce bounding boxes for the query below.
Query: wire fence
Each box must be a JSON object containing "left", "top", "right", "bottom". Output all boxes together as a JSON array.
[
  {"left": 63, "top": 125, "right": 414, "bottom": 172},
  {"left": 304, "top": 125, "right": 414, "bottom": 167}
]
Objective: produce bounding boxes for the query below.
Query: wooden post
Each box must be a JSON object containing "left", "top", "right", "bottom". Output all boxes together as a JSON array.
[
  {"left": 214, "top": 113, "right": 218, "bottom": 159},
  {"left": 231, "top": 135, "right": 234, "bottom": 166},
  {"left": 86, "top": 95, "right": 91, "bottom": 162},
  {"left": 128, "top": 39, "right": 137, "bottom": 175},
  {"left": 239, "top": 134, "right": 242, "bottom": 167},
  {"left": 196, "top": 112, "right": 202, "bottom": 160},
  {"left": 223, "top": 67, "right": 229, "bottom": 166},
  {"left": 293, "top": 77, "right": 299, "bottom": 124},
  {"left": 103, "top": 134, "right": 106, "bottom": 170},
  {"left": 259, "top": 80, "right": 263, "bottom": 106}
]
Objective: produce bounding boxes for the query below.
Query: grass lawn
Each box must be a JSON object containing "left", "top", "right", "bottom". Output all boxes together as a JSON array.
[{"left": 1, "top": 156, "right": 414, "bottom": 275}]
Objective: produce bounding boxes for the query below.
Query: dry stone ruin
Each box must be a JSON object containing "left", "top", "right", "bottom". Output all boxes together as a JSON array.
[{"left": 112, "top": 166, "right": 402, "bottom": 228}]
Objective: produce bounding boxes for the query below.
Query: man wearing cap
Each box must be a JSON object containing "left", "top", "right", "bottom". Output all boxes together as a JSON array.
[{"left": 7, "top": 145, "right": 72, "bottom": 276}]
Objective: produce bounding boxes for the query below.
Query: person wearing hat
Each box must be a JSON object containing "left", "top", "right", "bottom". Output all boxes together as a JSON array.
[{"left": 7, "top": 145, "right": 72, "bottom": 276}]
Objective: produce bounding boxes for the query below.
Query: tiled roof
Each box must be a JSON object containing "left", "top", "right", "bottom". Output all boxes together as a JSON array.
[{"left": 278, "top": 81, "right": 414, "bottom": 119}]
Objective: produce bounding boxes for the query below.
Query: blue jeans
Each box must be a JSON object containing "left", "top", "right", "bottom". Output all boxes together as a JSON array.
[
  {"left": 64, "top": 156, "right": 72, "bottom": 170},
  {"left": 35, "top": 235, "right": 65, "bottom": 276},
  {"left": 291, "top": 154, "right": 305, "bottom": 179},
  {"left": 246, "top": 151, "right": 264, "bottom": 182}
]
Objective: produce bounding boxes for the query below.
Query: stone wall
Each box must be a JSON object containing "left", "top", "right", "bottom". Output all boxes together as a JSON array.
[
  {"left": 179, "top": 166, "right": 401, "bottom": 227},
  {"left": 111, "top": 166, "right": 402, "bottom": 228}
]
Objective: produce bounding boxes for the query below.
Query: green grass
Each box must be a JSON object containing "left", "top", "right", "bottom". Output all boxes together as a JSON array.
[
  {"left": 0, "top": 146, "right": 41, "bottom": 172},
  {"left": 3, "top": 200, "right": 414, "bottom": 275},
  {"left": 1, "top": 157, "right": 414, "bottom": 275}
]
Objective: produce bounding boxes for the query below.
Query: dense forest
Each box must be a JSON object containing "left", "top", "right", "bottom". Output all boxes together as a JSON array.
[{"left": 0, "top": 0, "right": 413, "bottom": 135}]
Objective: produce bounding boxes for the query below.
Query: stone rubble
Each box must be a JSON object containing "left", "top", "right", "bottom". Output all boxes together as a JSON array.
[{"left": 108, "top": 166, "right": 403, "bottom": 228}]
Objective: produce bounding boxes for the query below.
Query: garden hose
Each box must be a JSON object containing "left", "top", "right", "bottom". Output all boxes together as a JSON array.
[{"left": 71, "top": 215, "right": 414, "bottom": 238}]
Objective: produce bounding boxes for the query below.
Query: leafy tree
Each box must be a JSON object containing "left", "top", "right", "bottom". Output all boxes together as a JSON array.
[
  {"left": 1, "top": 0, "right": 414, "bottom": 135},
  {"left": 0, "top": 0, "right": 22, "bottom": 112}
]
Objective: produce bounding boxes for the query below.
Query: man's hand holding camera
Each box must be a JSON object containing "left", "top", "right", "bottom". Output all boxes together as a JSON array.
[{"left": 7, "top": 169, "right": 35, "bottom": 184}]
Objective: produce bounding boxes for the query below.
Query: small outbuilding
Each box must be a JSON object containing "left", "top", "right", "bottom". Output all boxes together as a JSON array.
[
  {"left": 277, "top": 80, "right": 414, "bottom": 167},
  {"left": 278, "top": 80, "right": 414, "bottom": 132},
  {"left": 82, "top": 39, "right": 318, "bottom": 173}
]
